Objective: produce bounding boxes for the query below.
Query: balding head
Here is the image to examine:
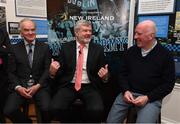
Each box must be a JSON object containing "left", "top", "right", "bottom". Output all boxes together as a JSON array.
[
  {"left": 134, "top": 20, "right": 157, "bottom": 50},
  {"left": 137, "top": 20, "right": 157, "bottom": 36}
]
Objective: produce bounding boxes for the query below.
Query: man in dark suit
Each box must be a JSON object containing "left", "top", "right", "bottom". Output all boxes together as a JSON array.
[
  {"left": 3, "top": 18, "right": 51, "bottom": 123},
  {"left": 49, "top": 20, "right": 109, "bottom": 123},
  {"left": 0, "top": 29, "right": 11, "bottom": 123}
]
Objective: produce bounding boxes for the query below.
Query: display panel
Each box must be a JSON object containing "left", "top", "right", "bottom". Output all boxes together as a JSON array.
[
  {"left": 33, "top": 20, "right": 48, "bottom": 35},
  {"left": 138, "top": 15, "right": 169, "bottom": 38}
]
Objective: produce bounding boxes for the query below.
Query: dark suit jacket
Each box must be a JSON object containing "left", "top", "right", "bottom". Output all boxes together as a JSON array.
[
  {"left": 0, "top": 29, "right": 10, "bottom": 90},
  {"left": 54, "top": 40, "right": 106, "bottom": 89},
  {"left": 0, "top": 29, "right": 10, "bottom": 110},
  {"left": 8, "top": 40, "right": 51, "bottom": 90}
]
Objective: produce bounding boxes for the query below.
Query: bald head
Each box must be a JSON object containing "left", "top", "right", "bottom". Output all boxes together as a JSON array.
[
  {"left": 137, "top": 20, "right": 157, "bottom": 36},
  {"left": 134, "top": 20, "right": 157, "bottom": 50}
]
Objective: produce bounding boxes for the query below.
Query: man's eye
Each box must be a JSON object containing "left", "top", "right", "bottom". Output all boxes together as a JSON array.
[{"left": 24, "top": 29, "right": 35, "bottom": 32}]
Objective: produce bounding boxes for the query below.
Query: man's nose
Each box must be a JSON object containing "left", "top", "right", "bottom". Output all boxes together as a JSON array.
[
  {"left": 87, "top": 31, "right": 92, "bottom": 34},
  {"left": 134, "top": 34, "right": 138, "bottom": 39}
]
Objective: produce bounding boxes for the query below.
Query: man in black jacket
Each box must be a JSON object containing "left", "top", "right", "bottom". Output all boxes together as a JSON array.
[
  {"left": 107, "top": 20, "right": 175, "bottom": 123},
  {"left": 0, "top": 28, "right": 11, "bottom": 123},
  {"left": 49, "top": 20, "right": 109, "bottom": 122}
]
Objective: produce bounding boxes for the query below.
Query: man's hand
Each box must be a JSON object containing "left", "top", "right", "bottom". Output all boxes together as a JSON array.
[
  {"left": 123, "top": 91, "right": 135, "bottom": 104},
  {"left": 49, "top": 59, "right": 60, "bottom": 78},
  {"left": 16, "top": 87, "right": 32, "bottom": 99},
  {"left": 28, "top": 84, "right": 41, "bottom": 97},
  {"left": 98, "top": 64, "right": 109, "bottom": 80},
  {"left": 132, "top": 95, "right": 149, "bottom": 106}
]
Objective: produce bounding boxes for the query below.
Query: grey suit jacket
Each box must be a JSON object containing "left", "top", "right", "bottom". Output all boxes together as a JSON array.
[{"left": 8, "top": 40, "right": 51, "bottom": 90}]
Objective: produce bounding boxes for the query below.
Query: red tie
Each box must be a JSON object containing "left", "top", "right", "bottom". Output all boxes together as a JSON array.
[{"left": 75, "top": 45, "right": 84, "bottom": 91}]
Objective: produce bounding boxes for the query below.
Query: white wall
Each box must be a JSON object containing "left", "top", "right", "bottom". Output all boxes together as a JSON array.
[
  {"left": 6, "top": 0, "right": 24, "bottom": 22},
  {"left": 162, "top": 84, "right": 180, "bottom": 123},
  {"left": 0, "top": 0, "right": 47, "bottom": 39}
]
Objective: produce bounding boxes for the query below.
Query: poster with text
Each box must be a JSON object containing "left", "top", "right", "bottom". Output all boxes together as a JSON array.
[{"left": 47, "top": 0, "right": 130, "bottom": 75}]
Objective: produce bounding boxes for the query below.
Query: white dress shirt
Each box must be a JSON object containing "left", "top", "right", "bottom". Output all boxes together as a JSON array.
[{"left": 72, "top": 41, "right": 90, "bottom": 84}]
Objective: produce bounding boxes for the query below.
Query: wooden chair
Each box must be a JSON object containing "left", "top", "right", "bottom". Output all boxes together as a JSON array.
[{"left": 22, "top": 100, "right": 42, "bottom": 123}]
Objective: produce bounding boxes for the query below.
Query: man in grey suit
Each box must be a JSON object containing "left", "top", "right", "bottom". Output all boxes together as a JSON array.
[{"left": 4, "top": 18, "right": 51, "bottom": 123}]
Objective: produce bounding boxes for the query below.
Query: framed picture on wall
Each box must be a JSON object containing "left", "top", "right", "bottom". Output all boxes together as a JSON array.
[
  {"left": 0, "top": 0, "right": 6, "bottom": 3},
  {"left": 8, "top": 22, "right": 20, "bottom": 34},
  {"left": 15, "top": 0, "right": 47, "bottom": 18},
  {"left": 138, "top": 0, "right": 175, "bottom": 15}
]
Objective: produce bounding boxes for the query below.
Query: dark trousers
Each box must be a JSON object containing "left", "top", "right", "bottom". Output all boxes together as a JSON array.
[
  {"left": 0, "top": 87, "right": 8, "bottom": 123},
  {"left": 3, "top": 89, "right": 51, "bottom": 123},
  {"left": 50, "top": 83, "right": 104, "bottom": 123}
]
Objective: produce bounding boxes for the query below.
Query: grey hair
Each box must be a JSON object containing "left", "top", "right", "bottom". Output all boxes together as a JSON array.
[
  {"left": 148, "top": 20, "right": 157, "bottom": 35},
  {"left": 74, "top": 20, "right": 92, "bottom": 33},
  {"left": 19, "top": 18, "right": 36, "bottom": 31}
]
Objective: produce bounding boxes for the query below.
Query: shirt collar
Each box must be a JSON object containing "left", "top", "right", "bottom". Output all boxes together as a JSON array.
[
  {"left": 24, "top": 40, "right": 35, "bottom": 46},
  {"left": 141, "top": 40, "right": 157, "bottom": 56},
  {"left": 76, "top": 41, "right": 89, "bottom": 49}
]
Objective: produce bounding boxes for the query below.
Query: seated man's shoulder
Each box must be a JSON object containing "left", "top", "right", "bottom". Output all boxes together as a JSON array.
[
  {"left": 158, "top": 43, "right": 173, "bottom": 57},
  {"left": 11, "top": 41, "right": 24, "bottom": 49},
  {"left": 36, "top": 40, "right": 48, "bottom": 45},
  {"left": 36, "top": 41, "right": 49, "bottom": 49},
  {"left": 91, "top": 42, "right": 104, "bottom": 49},
  {"left": 126, "top": 45, "right": 138, "bottom": 53}
]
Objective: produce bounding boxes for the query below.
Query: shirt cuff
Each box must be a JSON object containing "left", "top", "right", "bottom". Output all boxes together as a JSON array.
[
  {"left": 49, "top": 74, "right": 55, "bottom": 79},
  {"left": 102, "top": 73, "right": 110, "bottom": 83},
  {"left": 15, "top": 85, "right": 22, "bottom": 90}
]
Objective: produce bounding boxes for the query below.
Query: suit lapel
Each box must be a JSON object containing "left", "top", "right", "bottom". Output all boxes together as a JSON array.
[
  {"left": 19, "top": 42, "right": 30, "bottom": 68},
  {"left": 71, "top": 41, "right": 76, "bottom": 69},
  {"left": 32, "top": 41, "right": 40, "bottom": 68},
  {"left": 87, "top": 42, "right": 95, "bottom": 71}
]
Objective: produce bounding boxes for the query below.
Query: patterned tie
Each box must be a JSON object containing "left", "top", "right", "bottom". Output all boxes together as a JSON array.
[
  {"left": 28, "top": 44, "right": 33, "bottom": 68},
  {"left": 75, "top": 44, "right": 84, "bottom": 91}
]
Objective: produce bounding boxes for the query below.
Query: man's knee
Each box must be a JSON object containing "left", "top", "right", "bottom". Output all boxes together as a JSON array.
[{"left": 3, "top": 107, "right": 10, "bottom": 117}]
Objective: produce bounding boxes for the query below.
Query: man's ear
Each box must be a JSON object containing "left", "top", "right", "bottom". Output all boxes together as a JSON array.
[
  {"left": 148, "top": 33, "right": 154, "bottom": 40},
  {"left": 75, "top": 31, "right": 78, "bottom": 36}
]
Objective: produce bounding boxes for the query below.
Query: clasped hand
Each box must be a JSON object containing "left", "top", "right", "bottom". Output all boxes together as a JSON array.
[
  {"left": 123, "top": 91, "right": 149, "bottom": 106},
  {"left": 16, "top": 84, "right": 40, "bottom": 99}
]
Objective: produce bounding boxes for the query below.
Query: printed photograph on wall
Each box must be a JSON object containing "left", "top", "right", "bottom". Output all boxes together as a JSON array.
[
  {"left": 8, "top": 22, "right": 19, "bottom": 34},
  {"left": 0, "top": 6, "right": 6, "bottom": 30}
]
